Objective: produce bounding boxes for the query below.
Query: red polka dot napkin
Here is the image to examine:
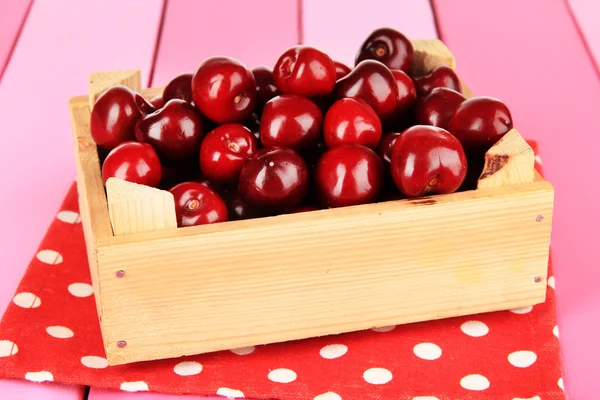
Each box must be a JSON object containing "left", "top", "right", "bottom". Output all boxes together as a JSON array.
[{"left": 0, "top": 141, "right": 565, "bottom": 399}]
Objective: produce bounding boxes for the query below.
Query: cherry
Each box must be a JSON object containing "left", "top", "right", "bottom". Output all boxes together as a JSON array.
[
  {"left": 323, "top": 98, "right": 382, "bottom": 149},
  {"left": 101, "top": 141, "right": 162, "bottom": 187},
  {"left": 413, "top": 66, "right": 461, "bottom": 97},
  {"left": 260, "top": 95, "right": 322, "bottom": 151},
  {"left": 290, "top": 205, "right": 319, "bottom": 213},
  {"left": 238, "top": 148, "right": 308, "bottom": 212},
  {"left": 377, "top": 131, "right": 402, "bottom": 164},
  {"left": 355, "top": 27, "right": 414, "bottom": 73},
  {"left": 316, "top": 144, "right": 383, "bottom": 208},
  {"left": 169, "top": 182, "right": 228, "bottom": 227},
  {"left": 447, "top": 96, "right": 513, "bottom": 153},
  {"left": 135, "top": 99, "right": 204, "bottom": 165},
  {"left": 415, "top": 87, "right": 466, "bottom": 130},
  {"left": 200, "top": 124, "right": 258, "bottom": 183},
  {"left": 226, "top": 192, "right": 259, "bottom": 220},
  {"left": 150, "top": 95, "right": 165, "bottom": 109},
  {"left": 391, "top": 125, "right": 467, "bottom": 197},
  {"left": 90, "top": 85, "right": 152, "bottom": 150},
  {"left": 191, "top": 56, "right": 256, "bottom": 123},
  {"left": 252, "top": 66, "right": 280, "bottom": 110},
  {"left": 163, "top": 72, "right": 194, "bottom": 104},
  {"left": 334, "top": 61, "right": 351, "bottom": 79},
  {"left": 273, "top": 45, "right": 337, "bottom": 97},
  {"left": 243, "top": 113, "right": 261, "bottom": 142},
  {"left": 334, "top": 60, "right": 398, "bottom": 121},
  {"left": 391, "top": 69, "right": 417, "bottom": 114}
]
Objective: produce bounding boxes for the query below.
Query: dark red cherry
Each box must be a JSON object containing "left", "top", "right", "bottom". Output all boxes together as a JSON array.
[
  {"left": 323, "top": 98, "right": 382, "bottom": 149},
  {"left": 101, "top": 141, "right": 162, "bottom": 187},
  {"left": 355, "top": 27, "right": 414, "bottom": 73},
  {"left": 162, "top": 72, "right": 193, "bottom": 104},
  {"left": 334, "top": 59, "right": 398, "bottom": 121},
  {"left": 447, "top": 96, "right": 513, "bottom": 153},
  {"left": 334, "top": 61, "right": 352, "bottom": 79},
  {"left": 226, "top": 192, "right": 259, "bottom": 220},
  {"left": 391, "top": 125, "right": 467, "bottom": 197},
  {"left": 200, "top": 124, "right": 258, "bottom": 183},
  {"left": 273, "top": 45, "right": 337, "bottom": 97},
  {"left": 377, "top": 132, "right": 403, "bottom": 164},
  {"left": 243, "top": 113, "right": 261, "bottom": 143},
  {"left": 238, "top": 148, "right": 308, "bottom": 212},
  {"left": 169, "top": 182, "right": 228, "bottom": 227},
  {"left": 150, "top": 95, "right": 165, "bottom": 109},
  {"left": 289, "top": 205, "right": 319, "bottom": 213},
  {"left": 260, "top": 95, "right": 322, "bottom": 151},
  {"left": 415, "top": 87, "right": 466, "bottom": 130},
  {"left": 413, "top": 66, "right": 461, "bottom": 97},
  {"left": 391, "top": 69, "right": 417, "bottom": 114},
  {"left": 316, "top": 144, "right": 383, "bottom": 208},
  {"left": 252, "top": 66, "right": 280, "bottom": 110},
  {"left": 191, "top": 56, "right": 256, "bottom": 123}
]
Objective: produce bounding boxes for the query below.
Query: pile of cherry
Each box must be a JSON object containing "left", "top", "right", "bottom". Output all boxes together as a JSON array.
[{"left": 90, "top": 27, "right": 513, "bottom": 227}]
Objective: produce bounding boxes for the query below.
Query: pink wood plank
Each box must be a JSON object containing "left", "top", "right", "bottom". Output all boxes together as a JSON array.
[
  {"left": 0, "top": 380, "right": 85, "bottom": 399},
  {"left": 433, "top": 0, "right": 600, "bottom": 398},
  {"left": 151, "top": 0, "right": 298, "bottom": 87},
  {"left": 568, "top": 0, "right": 600, "bottom": 72},
  {"left": 302, "top": 0, "right": 438, "bottom": 68},
  {"left": 0, "top": 0, "right": 31, "bottom": 79},
  {"left": 90, "top": 390, "right": 223, "bottom": 400}
]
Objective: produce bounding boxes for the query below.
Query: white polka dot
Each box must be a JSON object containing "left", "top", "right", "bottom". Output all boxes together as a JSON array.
[
  {"left": 217, "top": 387, "right": 245, "bottom": 398},
  {"left": 460, "top": 374, "right": 490, "bottom": 391},
  {"left": 68, "top": 283, "right": 94, "bottom": 297},
  {"left": 25, "top": 371, "right": 54, "bottom": 382},
  {"left": 120, "top": 381, "right": 149, "bottom": 392},
  {"left": 413, "top": 397, "right": 440, "bottom": 400},
  {"left": 57, "top": 211, "right": 81, "bottom": 223},
  {"left": 363, "top": 367, "right": 393, "bottom": 385},
  {"left": 81, "top": 356, "right": 108, "bottom": 369},
  {"left": 460, "top": 320, "right": 489, "bottom": 337},
  {"left": 558, "top": 377, "right": 564, "bottom": 390},
  {"left": 174, "top": 361, "right": 202, "bottom": 376},
  {"left": 230, "top": 346, "right": 255, "bottom": 355},
  {"left": 46, "top": 326, "right": 74, "bottom": 339},
  {"left": 268, "top": 368, "right": 297, "bottom": 383},
  {"left": 510, "top": 306, "right": 533, "bottom": 314},
  {"left": 314, "top": 392, "right": 342, "bottom": 400},
  {"left": 36, "top": 250, "right": 63, "bottom": 265},
  {"left": 508, "top": 350, "right": 537, "bottom": 368},
  {"left": 319, "top": 344, "right": 348, "bottom": 359},
  {"left": 0, "top": 340, "right": 18, "bottom": 357},
  {"left": 553, "top": 325, "right": 559, "bottom": 338},
  {"left": 513, "top": 397, "right": 540, "bottom": 400},
  {"left": 413, "top": 342, "right": 442, "bottom": 360},
  {"left": 372, "top": 325, "right": 396, "bottom": 332},
  {"left": 13, "top": 292, "right": 41, "bottom": 308},
  {"left": 548, "top": 276, "right": 555, "bottom": 289}
]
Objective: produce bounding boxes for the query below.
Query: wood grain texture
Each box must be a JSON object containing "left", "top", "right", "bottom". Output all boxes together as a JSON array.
[
  {"left": 88, "top": 69, "right": 141, "bottom": 110},
  {"left": 411, "top": 39, "right": 457, "bottom": 76}
]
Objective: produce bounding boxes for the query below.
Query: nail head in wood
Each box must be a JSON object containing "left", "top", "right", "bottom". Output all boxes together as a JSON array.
[{"left": 117, "top": 340, "right": 127, "bottom": 348}]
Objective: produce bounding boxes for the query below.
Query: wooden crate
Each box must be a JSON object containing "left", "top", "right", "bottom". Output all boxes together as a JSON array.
[{"left": 69, "top": 40, "right": 554, "bottom": 366}]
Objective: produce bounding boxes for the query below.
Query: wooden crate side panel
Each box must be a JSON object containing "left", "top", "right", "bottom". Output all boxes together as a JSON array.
[{"left": 97, "top": 181, "right": 553, "bottom": 365}]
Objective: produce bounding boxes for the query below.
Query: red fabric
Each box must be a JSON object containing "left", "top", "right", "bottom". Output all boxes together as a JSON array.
[{"left": 0, "top": 141, "right": 564, "bottom": 399}]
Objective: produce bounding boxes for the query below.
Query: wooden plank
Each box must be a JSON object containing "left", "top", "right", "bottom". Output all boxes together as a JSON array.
[
  {"left": 88, "top": 69, "right": 141, "bottom": 110},
  {"left": 0, "top": 381, "right": 85, "bottom": 400},
  {"left": 0, "top": 0, "right": 31, "bottom": 79},
  {"left": 89, "top": 390, "right": 222, "bottom": 400},
  {"left": 411, "top": 39, "right": 456, "bottom": 76},
  {"left": 568, "top": 0, "right": 600, "bottom": 72}
]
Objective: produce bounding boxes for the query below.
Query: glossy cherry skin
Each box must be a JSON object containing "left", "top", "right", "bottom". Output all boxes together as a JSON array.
[
  {"left": 238, "top": 148, "right": 309, "bottom": 212},
  {"left": 101, "top": 141, "right": 162, "bottom": 187},
  {"left": 391, "top": 69, "right": 417, "bottom": 114},
  {"left": 413, "top": 66, "right": 461, "bottom": 97},
  {"left": 191, "top": 56, "right": 256, "bottom": 124},
  {"left": 334, "top": 61, "right": 351, "bottom": 79},
  {"left": 447, "top": 96, "right": 513, "bottom": 153},
  {"left": 260, "top": 95, "right": 322, "bottom": 151},
  {"left": 150, "top": 95, "right": 165, "bottom": 109},
  {"left": 391, "top": 125, "right": 467, "bottom": 197},
  {"left": 169, "top": 182, "right": 228, "bottom": 227},
  {"left": 377, "top": 131, "right": 403, "bottom": 164},
  {"left": 200, "top": 124, "right": 258, "bottom": 183},
  {"left": 316, "top": 144, "right": 383, "bottom": 208},
  {"left": 226, "top": 192, "right": 259, "bottom": 220},
  {"left": 273, "top": 45, "right": 337, "bottom": 97},
  {"left": 415, "top": 87, "right": 466, "bottom": 130},
  {"left": 252, "top": 66, "right": 280, "bottom": 110},
  {"left": 334, "top": 60, "right": 398, "bottom": 121},
  {"left": 90, "top": 85, "right": 152, "bottom": 150},
  {"left": 163, "top": 72, "right": 193, "bottom": 104},
  {"left": 324, "top": 98, "right": 382, "bottom": 149},
  {"left": 135, "top": 99, "right": 204, "bottom": 165},
  {"left": 355, "top": 27, "right": 414, "bottom": 73}
]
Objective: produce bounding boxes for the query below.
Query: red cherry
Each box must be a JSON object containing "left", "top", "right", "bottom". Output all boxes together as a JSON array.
[
  {"left": 226, "top": 192, "right": 259, "bottom": 220},
  {"left": 252, "top": 66, "right": 280, "bottom": 110},
  {"left": 260, "top": 95, "right": 322, "bottom": 151},
  {"left": 150, "top": 95, "right": 165, "bottom": 109},
  {"left": 316, "top": 144, "right": 383, "bottom": 208},
  {"left": 447, "top": 96, "right": 513, "bottom": 153},
  {"left": 323, "top": 98, "right": 382, "bottom": 149},
  {"left": 391, "top": 125, "right": 467, "bottom": 197},
  {"left": 334, "top": 61, "right": 352, "bottom": 79},
  {"left": 273, "top": 45, "right": 336, "bottom": 97},
  {"left": 355, "top": 27, "right": 414, "bottom": 73},
  {"left": 238, "top": 148, "right": 308, "bottom": 211},
  {"left": 191, "top": 56, "right": 256, "bottom": 123},
  {"left": 413, "top": 66, "right": 461, "bottom": 97},
  {"left": 101, "top": 141, "right": 162, "bottom": 187},
  {"left": 163, "top": 72, "right": 193, "bottom": 104},
  {"left": 200, "top": 124, "right": 258, "bottom": 183},
  {"left": 391, "top": 69, "right": 417, "bottom": 114},
  {"left": 377, "top": 131, "right": 403, "bottom": 164},
  {"left": 415, "top": 87, "right": 466, "bottom": 130},
  {"left": 334, "top": 60, "right": 398, "bottom": 121},
  {"left": 169, "top": 182, "right": 228, "bottom": 227},
  {"left": 289, "top": 205, "right": 319, "bottom": 213}
]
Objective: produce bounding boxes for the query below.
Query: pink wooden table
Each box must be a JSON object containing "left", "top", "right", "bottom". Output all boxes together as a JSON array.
[{"left": 1, "top": 0, "right": 599, "bottom": 398}]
